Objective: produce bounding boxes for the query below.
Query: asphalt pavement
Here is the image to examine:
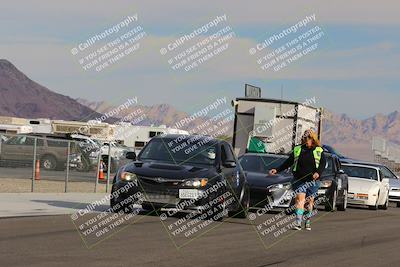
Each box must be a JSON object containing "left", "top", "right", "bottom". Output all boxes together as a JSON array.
[{"left": 1, "top": 202, "right": 400, "bottom": 267}]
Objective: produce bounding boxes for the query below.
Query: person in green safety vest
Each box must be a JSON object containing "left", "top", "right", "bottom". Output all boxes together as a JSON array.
[{"left": 269, "top": 129, "right": 326, "bottom": 231}]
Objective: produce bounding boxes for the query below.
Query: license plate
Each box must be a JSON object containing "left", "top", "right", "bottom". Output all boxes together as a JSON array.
[{"left": 179, "top": 189, "right": 200, "bottom": 199}]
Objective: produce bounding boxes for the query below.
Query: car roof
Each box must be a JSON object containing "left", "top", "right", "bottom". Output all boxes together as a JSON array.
[
  {"left": 341, "top": 163, "right": 380, "bottom": 171},
  {"left": 153, "top": 134, "right": 221, "bottom": 143},
  {"left": 241, "top": 153, "right": 288, "bottom": 158},
  {"left": 342, "top": 159, "right": 383, "bottom": 167}
]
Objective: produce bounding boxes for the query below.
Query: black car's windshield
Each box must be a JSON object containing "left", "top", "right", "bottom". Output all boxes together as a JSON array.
[
  {"left": 240, "top": 155, "right": 288, "bottom": 173},
  {"left": 139, "top": 137, "right": 217, "bottom": 165},
  {"left": 342, "top": 165, "right": 378, "bottom": 181}
]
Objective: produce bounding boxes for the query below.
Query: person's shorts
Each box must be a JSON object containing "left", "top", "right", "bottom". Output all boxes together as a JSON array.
[{"left": 291, "top": 180, "right": 320, "bottom": 197}]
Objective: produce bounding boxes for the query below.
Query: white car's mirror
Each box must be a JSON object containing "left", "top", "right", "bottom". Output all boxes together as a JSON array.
[{"left": 382, "top": 178, "right": 390, "bottom": 184}]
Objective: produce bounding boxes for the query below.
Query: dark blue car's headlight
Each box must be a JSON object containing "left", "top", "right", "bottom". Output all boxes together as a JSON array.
[{"left": 267, "top": 183, "right": 291, "bottom": 192}]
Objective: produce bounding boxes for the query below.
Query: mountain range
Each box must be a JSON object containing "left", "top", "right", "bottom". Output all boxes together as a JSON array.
[
  {"left": 0, "top": 59, "right": 106, "bottom": 121},
  {"left": 1, "top": 59, "right": 399, "bottom": 161}
]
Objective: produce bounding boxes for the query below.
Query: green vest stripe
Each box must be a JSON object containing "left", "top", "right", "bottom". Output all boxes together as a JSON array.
[{"left": 292, "top": 145, "right": 323, "bottom": 171}]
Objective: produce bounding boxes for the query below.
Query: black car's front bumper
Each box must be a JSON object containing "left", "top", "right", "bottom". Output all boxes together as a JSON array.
[{"left": 111, "top": 180, "right": 225, "bottom": 213}]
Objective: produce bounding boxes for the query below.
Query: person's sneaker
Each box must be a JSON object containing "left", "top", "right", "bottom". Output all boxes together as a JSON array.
[
  {"left": 292, "top": 223, "right": 302, "bottom": 231},
  {"left": 305, "top": 221, "right": 311, "bottom": 231}
]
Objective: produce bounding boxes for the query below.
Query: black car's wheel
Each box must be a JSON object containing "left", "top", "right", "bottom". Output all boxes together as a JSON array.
[
  {"left": 110, "top": 196, "right": 122, "bottom": 213},
  {"left": 379, "top": 194, "right": 389, "bottom": 210},
  {"left": 397, "top": 202, "right": 400, "bottom": 208},
  {"left": 141, "top": 204, "right": 155, "bottom": 212},
  {"left": 369, "top": 193, "right": 379, "bottom": 210},
  {"left": 110, "top": 192, "right": 133, "bottom": 213},
  {"left": 337, "top": 189, "right": 348, "bottom": 211},
  {"left": 205, "top": 186, "right": 227, "bottom": 221},
  {"left": 230, "top": 185, "right": 250, "bottom": 218},
  {"left": 325, "top": 189, "right": 337, "bottom": 212},
  {"left": 41, "top": 155, "right": 57, "bottom": 170}
]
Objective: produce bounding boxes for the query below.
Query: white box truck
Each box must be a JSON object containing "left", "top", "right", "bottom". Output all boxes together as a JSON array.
[{"left": 232, "top": 97, "right": 322, "bottom": 156}]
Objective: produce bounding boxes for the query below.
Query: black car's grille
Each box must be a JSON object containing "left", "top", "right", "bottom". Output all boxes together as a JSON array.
[
  {"left": 138, "top": 175, "right": 184, "bottom": 187},
  {"left": 137, "top": 176, "right": 181, "bottom": 201}
]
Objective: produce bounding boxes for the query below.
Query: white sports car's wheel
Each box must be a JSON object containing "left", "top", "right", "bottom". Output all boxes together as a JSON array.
[
  {"left": 369, "top": 193, "right": 379, "bottom": 210},
  {"left": 379, "top": 193, "right": 389, "bottom": 210}
]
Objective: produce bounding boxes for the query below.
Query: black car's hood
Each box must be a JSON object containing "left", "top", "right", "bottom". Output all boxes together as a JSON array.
[
  {"left": 122, "top": 160, "right": 216, "bottom": 180},
  {"left": 246, "top": 171, "right": 293, "bottom": 188}
]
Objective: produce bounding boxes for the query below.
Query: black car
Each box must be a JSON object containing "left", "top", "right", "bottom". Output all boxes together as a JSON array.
[
  {"left": 240, "top": 152, "right": 348, "bottom": 212},
  {"left": 239, "top": 153, "right": 294, "bottom": 209},
  {"left": 110, "top": 134, "right": 250, "bottom": 220},
  {"left": 318, "top": 153, "right": 349, "bottom": 211}
]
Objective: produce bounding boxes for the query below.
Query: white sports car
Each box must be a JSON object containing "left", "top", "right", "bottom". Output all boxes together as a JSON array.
[{"left": 342, "top": 163, "right": 390, "bottom": 210}]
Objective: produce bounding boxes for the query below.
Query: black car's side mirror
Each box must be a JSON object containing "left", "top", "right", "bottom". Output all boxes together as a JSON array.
[
  {"left": 223, "top": 160, "right": 236, "bottom": 168},
  {"left": 125, "top": 151, "right": 136, "bottom": 161}
]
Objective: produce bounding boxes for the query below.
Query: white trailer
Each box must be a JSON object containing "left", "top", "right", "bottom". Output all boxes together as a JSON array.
[
  {"left": 113, "top": 124, "right": 189, "bottom": 151},
  {"left": 232, "top": 97, "right": 322, "bottom": 156}
]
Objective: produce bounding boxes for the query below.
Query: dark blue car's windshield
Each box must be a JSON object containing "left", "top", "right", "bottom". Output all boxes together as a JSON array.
[
  {"left": 240, "top": 155, "right": 287, "bottom": 173},
  {"left": 139, "top": 137, "right": 217, "bottom": 165}
]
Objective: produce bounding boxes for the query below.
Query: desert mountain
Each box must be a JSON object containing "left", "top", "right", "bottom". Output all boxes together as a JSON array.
[{"left": 0, "top": 59, "right": 104, "bottom": 121}]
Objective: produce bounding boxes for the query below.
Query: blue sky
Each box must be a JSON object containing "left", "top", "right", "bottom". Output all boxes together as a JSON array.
[{"left": 1, "top": 0, "right": 399, "bottom": 119}]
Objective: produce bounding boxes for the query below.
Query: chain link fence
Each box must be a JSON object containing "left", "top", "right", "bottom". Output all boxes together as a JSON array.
[{"left": 0, "top": 133, "right": 131, "bottom": 193}]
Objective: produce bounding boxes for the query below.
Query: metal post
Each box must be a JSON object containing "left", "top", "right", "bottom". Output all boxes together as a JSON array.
[
  {"left": 106, "top": 144, "right": 112, "bottom": 193},
  {"left": 31, "top": 137, "right": 37, "bottom": 192},
  {"left": 94, "top": 150, "right": 101, "bottom": 193},
  {"left": 65, "top": 141, "right": 71, "bottom": 193}
]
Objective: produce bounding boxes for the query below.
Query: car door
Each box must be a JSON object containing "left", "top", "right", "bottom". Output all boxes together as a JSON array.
[
  {"left": 220, "top": 143, "right": 240, "bottom": 199},
  {"left": 335, "top": 157, "right": 347, "bottom": 194},
  {"left": 378, "top": 169, "right": 390, "bottom": 203}
]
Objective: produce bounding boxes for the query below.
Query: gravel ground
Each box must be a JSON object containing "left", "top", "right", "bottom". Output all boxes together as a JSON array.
[{"left": 0, "top": 178, "right": 110, "bottom": 193}]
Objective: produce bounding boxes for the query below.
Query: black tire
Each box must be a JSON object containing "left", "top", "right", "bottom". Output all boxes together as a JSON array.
[
  {"left": 369, "top": 193, "right": 379, "bottom": 210},
  {"left": 325, "top": 189, "right": 337, "bottom": 212},
  {"left": 230, "top": 185, "right": 250, "bottom": 218},
  {"left": 141, "top": 203, "right": 155, "bottom": 212},
  {"left": 337, "top": 189, "right": 348, "bottom": 211},
  {"left": 397, "top": 202, "right": 400, "bottom": 208},
  {"left": 206, "top": 186, "right": 227, "bottom": 221},
  {"left": 41, "top": 155, "right": 57, "bottom": 170},
  {"left": 379, "top": 194, "right": 389, "bottom": 210},
  {"left": 110, "top": 196, "right": 122, "bottom": 213},
  {"left": 110, "top": 197, "right": 133, "bottom": 213}
]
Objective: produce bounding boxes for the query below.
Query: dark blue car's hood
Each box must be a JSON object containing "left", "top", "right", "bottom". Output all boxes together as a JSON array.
[
  {"left": 121, "top": 160, "right": 216, "bottom": 179},
  {"left": 246, "top": 171, "right": 293, "bottom": 188}
]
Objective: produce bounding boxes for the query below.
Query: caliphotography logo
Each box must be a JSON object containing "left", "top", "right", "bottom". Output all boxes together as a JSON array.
[{"left": 1, "top": 1, "right": 399, "bottom": 267}]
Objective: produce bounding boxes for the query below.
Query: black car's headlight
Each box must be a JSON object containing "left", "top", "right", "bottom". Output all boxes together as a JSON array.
[
  {"left": 320, "top": 180, "right": 333, "bottom": 188},
  {"left": 182, "top": 178, "right": 208, "bottom": 188},
  {"left": 120, "top": 172, "right": 137, "bottom": 182},
  {"left": 267, "top": 183, "right": 291, "bottom": 192}
]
